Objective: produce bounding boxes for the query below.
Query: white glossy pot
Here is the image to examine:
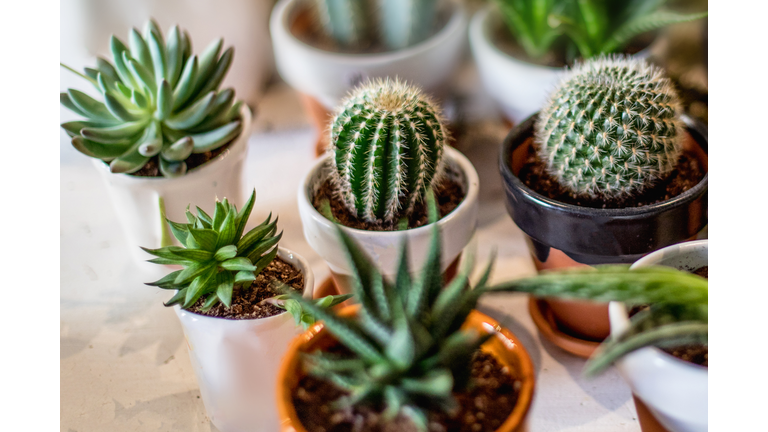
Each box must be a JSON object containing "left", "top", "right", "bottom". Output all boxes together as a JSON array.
[
  {"left": 174, "top": 247, "right": 314, "bottom": 432},
  {"left": 298, "top": 147, "right": 479, "bottom": 293},
  {"left": 95, "top": 106, "right": 252, "bottom": 264},
  {"left": 609, "top": 240, "right": 708, "bottom": 432},
  {"left": 63, "top": 0, "right": 274, "bottom": 106},
  {"left": 270, "top": 0, "right": 467, "bottom": 109}
]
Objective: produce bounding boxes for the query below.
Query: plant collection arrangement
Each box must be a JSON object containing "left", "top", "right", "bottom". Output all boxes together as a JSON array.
[{"left": 61, "top": 1, "right": 708, "bottom": 431}]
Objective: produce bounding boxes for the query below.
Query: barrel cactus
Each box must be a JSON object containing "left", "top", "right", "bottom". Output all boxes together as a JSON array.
[
  {"left": 329, "top": 79, "right": 448, "bottom": 223},
  {"left": 534, "top": 55, "right": 684, "bottom": 200},
  {"left": 60, "top": 19, "right": 243, "bottom": 178}
]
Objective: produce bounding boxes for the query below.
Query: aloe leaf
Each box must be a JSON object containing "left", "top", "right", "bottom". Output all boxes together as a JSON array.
[
  {"left": 165, "top": 26, "right": 183, "bottom": 87},
  {"left": 170, "top": 248, "right": 213, "bottom": 261},
  {"left": 172, "top": 55, "right": 198, "bottom": 111},
  {"left": 131, "top": 89, "right": 148, "bottom": 109},
  {"left": 603, "top": 11, "right": 708, "bottom": 53},
  {"left": 195, "top": 207, "right": 213, "bottom": 227},
  {"left": 244, "top": 231, "right": 282, "bottom": 263},
  {"left": 236, "top": 217, "right": 277, "bottom": 252},
  {"left": 164, "top": 287, "right": 187, "bottom": 307},
  {"left": 189, "top": 120, "right": 242, "bottom": 153},
  {"left": 220, "top": 257, "right": 256, "bottom": 272},
  {"left": 201, "top": 294, "right": 220, "bottom": 311},
  {"left": 110, "top": 35, "right": 138, "bottom": 89},
  {"left": 60, "top": 93, "right": 88, "bottom": 118},
  {"left": 147, "top": 29, "right": 167, "bottom": 84},
  {"left": 401, "top": 369, "right": 453, "bottom": 397},
  {"left": 156, "top": 80, "right": 173, "bottom": 120},
  {"left": 234, "top": 270, "right": 255, "bottom": 285},
  {"left": 175, "top": 261, "right": 211, "bottom": 285},
  {"left": 214, "top": 245, "right": 237, "bottom": 261},
  {"left": 191, "top": 88, "right": 235, "bottom": 132},
  {"left": 216, "top": 271, "right": 235, "bottom": 307},
  {"left": 180, "top": 30, "right": 192, "bottom": 64},
  {"left": 161, "top": 136, "right": 194, "bottom": 162},
  {"left": 129, "top": 28, "right": 154, "bottom": 74},
  {"left": 252, "top": 245, "right": 279, "bottom": 278},
  {"left": 141, "top": 245, "right": 186, "bottom": 261},
  {"left": 146, "top": 270, "right": 183, "bottom": 289},
  {"left": 159, "top": 159, "right": 187, "bottom": 178},
  {"left": 215, "top": 207, "right": 237, "bottom": 248},
  {"left": 183, "top": 266, "right": 217, "bottom": 308},
  {"left": 165, "top": 91, "right": 215, "bottom": 130},
  {"left": 188, "top": 228, "right": 218, "bottom": 251},
  {"left": 125, "top": 53, "right": 157, "bottom": 95},
  {"left": 71, "top": 136, "right": 131, "bottom": 160},
  {"left": 234, "top": 190, "right": 257, "bottom": 239},
  {"left": 138, "top": 121, "right": 163, "bottom": 157},
  {"left": 61, "top": 120, "right": 112, "bottom": 137},
  {"left": 68, "top": 89, "right": 118, "bottom": 122},
  {"left": 81, "top": 120, "right": 147, "bottom": 144},
  {"left": 168, "top": 220, "right": 190, "bottom": 245},
  {"left": 191, "top": 38, "right": 223, "bottom": 97},
  {"left": 96, "top": 57, "right": 120, "bottom": 82},
  {"left": 109, "top": 141, "right": 150, "bottom": 174},
  {"left": 195, "top": 47, "right": 233, "bottom": 97},
  {"left": 103, "top": 92, "right": 143, "bottom": 122}
]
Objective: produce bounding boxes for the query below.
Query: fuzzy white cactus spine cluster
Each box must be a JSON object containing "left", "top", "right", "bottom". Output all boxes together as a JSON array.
[
  {"left": 535, "top": 55, "right": 684, "bottom": 200},
  {"left": 329, "top": 79, "right": 447, "bottom": 223}
]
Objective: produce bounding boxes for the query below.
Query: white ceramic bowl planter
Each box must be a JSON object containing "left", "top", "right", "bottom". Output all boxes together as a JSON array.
[
  {"left": 270, "top": 0, "right": 468, "bottom": 110},
  {"left": 298, "top": 147, "right": 479, "bottom": 293},
  {"left": 95, "top": 106, "right": 252, "bottom": 264},
  {"left": 174, "top": 247, "right": 314, "bottom": 432},
  {"left": 609, "top": 240, "right": 708, "bottom": 432}
]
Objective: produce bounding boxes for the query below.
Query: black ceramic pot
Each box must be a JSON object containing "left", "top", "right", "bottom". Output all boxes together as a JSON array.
[{"left": 499, "top": 113, "right": 708, "bottom": 267}]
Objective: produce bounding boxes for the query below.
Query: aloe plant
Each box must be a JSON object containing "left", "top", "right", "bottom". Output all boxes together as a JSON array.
[
  {"left": 488, "top": 265, "right": 708, "bottom": 376},
  {"left": 143, "top": 190, "right": 282, "bottom": 311},
  {"left": 60, "top": 19, "right": 243, "bottom": 178}
]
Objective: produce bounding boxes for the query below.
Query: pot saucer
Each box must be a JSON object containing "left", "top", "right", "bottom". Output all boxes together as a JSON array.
[
  {"left": 633, "top": 395, "right": 672, "bottom": 432},
  {"left": 528, "top": 297, "right": 601, "bottom": 358}
]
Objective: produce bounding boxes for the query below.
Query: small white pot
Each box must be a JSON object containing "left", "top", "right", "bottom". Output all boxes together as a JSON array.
[
  {"left": 174, "top": 247, "right": 314, "bottom": 432},
  {"left": 609, "top": 240, "right": 708, "bottom": 432},
  {"left": 298, "top": 146, "right": 479, "bottom": 292},
  {"left": 95, "top": 106, "right": 252, "bottom": 264},
  {"left": 270, "top": 0, "right": 468, "bottom": 109}
]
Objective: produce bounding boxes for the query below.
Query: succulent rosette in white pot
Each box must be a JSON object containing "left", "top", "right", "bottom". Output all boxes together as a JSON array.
[
  {"left": 60, "top": 20, "right": 252, "bottom": 263},
  {"left": 298, "top": 79, "right": 479, "bottom": 294},
  {"left": 142, "top": 190, "right": 353, "bottom": 432}
]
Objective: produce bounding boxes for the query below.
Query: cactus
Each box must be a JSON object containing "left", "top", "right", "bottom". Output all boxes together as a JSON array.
[
  {"left": 328, "top": 78, "right": 447, "bottom": 223},
  {"left": 379, "top": 0, "right": 438, "bottom": 50},
  {"left": 534, "top": 55, "right": 684, "bottom": 200},
  {"left": 60, "top": 19, "right": 243, "bottom": 178},
  {"left": 313, "top": 0, "right": 372, "bottom": 49}
]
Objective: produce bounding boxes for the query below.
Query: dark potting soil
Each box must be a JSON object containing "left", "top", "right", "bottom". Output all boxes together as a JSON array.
[
  {"left": 312, "top": 169, "right": 466, "bottom": 231},
  {"left": 293, "top": 351, "right": 521, "bottom": 432},
  {"left": 516, "top": 148, "right": 705, "bottom": 209},
  {"left": 186, "top": 256, "right": 304, "bottom": 320},
  {"left": 128, "top": 139, "right": 234, "bottom": 177},
  {"left": 693, "top": 266, "right": 708, "bottom": 279}
]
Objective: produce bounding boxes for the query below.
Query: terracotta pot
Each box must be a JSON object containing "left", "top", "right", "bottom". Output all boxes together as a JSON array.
[
  {"left": 276, "top": 307, "right": 536, "bottom": 432},
  {"left": 499, "top": 114, "right": 708, "bottom": 345}
]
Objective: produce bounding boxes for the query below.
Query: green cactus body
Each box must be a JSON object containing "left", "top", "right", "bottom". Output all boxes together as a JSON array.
[
  {"left": 329, "top": 79, "right": 447, "bottom": 223},
  {"left": 379, "top": 0, "right": 438, "bottom": 50},
  {"left": 313, "top": 0, "right": 372, "bottom": 49},
  {"left": 535, "top": 56, "right": 684, "bottom": 200},
  {"left": 60, "top": 19, "right": 243, "bottom": 178}
]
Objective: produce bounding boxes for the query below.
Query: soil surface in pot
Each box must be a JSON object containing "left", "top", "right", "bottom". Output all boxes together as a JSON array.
[
  {"left": 186, "top": 256, "right": 304, "bottom": 319},
  {"left": 312, "top": 168, "right": 466, "bottom": 231},
  {"left": 515, "top": 143, "right": 705, "bottom": 209},
  {"left": 692, "top": 265, "right": 708, "bottom": 279},
  {"left": 293, "top": 350, "right": 521, "bottom": 432},
  {"left": 128, "top": 139, "right": 235, "bottom": 177}
]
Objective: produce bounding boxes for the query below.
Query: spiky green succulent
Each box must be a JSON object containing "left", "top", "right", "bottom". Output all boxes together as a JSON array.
[
  {"left": 283, "top": 200, "right": 496, "bottom": 430},
  {"left": 535, "top": 56, "right": 684, "bottom": 200},
  {"left": 313, "top": 0, "right": 437, "bottom": 51},
  {"left": 60, "top": 19, "right": 243, "bottom": 178},
  {"left": 143, "top": 190, "right": 282, "bottom": 311},
  {"left": 488, "top": 264, "right": 708, "bottom": 376},
  {"left": 329, "top": 78, "right": 447, "bottom": 224}
]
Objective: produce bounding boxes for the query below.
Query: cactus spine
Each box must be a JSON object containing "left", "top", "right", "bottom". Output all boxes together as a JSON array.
[
  {"left": 329, "top": 79, "right": 447, "bottom": 223},
  {"left": 535, "top": 55, "right": 684, "bottom": 200}
]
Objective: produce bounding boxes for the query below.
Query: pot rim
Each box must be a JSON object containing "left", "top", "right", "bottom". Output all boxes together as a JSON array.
[
  {"left": 172, "top": 246, "right": 314, "bottom": 324},
  {"left": 499, "top": 113, "right": 709, "bottom": 218},
  {"left": 299, "top": 146, "right": 480, "bottom": 238},
  {"left": 276, "top": 307, "right": 536, "bottom": 432},
  {"left": 271, "top": 0, "right": 466, "bottom": 63},
  {"left": 91, "top": 104, "right": 252, "bottom": 185}
]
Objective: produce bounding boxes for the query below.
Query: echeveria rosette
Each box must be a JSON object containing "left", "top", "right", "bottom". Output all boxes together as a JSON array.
[
  {"left": 143, "top": 190, "right": 282, "bottom": 311},
  {"left": 282, "top": 199, "right": 495, "bottom": 431},
  {"left": 60, "top": 19, "right": 243, "bottom": 178}
]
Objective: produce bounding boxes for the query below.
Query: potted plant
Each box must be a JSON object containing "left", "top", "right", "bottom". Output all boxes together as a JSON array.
[
  {"left": 142, "top": 189, "right": 319, "bottom": 431},
  {"left": 276, "top": 221, "right": 536, "bottom": 432},
  {"left": 469, "top": 0, "right": 707, "bottom": 123},
  {"left": 498, "top": 56, "right": 707, "bottom": 352},
  {"left": 60, "top": 19, "right": 252, "bottom": 263},
  {"left": 491, "top": 261, "right": 707, "bottom": 432},
  {"left": 297, "top": 78, "right": 479, "bottom": 294},
  {"left": 270, "top": 0, "right": 467, "bottom": 153}
]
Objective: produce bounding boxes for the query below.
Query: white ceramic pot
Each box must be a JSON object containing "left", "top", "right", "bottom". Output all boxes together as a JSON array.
[
  {"left": 270, "top": 0, "right": 468, "bottom": 109},
  {"left": 469, "top": 5, "right": 656, "bottom": 124},
  {"left": 63, "top": 0, "right": 274, "bottom": 107},
  {"left": 95, "top": 106, "right": 252, "bottom": 264},
  {"left": 174, "top": 247, "right": 314, "bottom": 432},
  {"left": 298, "top": 146, "right": 479, "bottom": 292},
  {"left": 609, "top": 240, "right": 708, "bottom": 432}
]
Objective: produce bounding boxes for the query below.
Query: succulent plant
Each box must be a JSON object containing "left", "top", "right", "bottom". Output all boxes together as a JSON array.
[
  {"left": 282, "top": 201, "right": 496, "bottom": 430},
  {"left": 313, "top": 0, "right": 437, "bottom": 51},
  {"left": 60, "top": 19, "right": 243, "bottom": 178},
  {"left": 329, "top": 78, "right": 447, "bottom": 223},
  {"left": 488, "top": 264, "right": 708, "bottom": 376},
  {"left": 143, "top": 190, "right": 282, "bottom": 311},
  {"left": 535, "top": 56, "right": 684, "bottom": 200}
]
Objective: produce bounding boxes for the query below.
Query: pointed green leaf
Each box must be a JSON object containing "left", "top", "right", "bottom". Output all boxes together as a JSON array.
[
  {"left": 188, "top": 228, "right": 218, "bottom": 251},
  {"left": 68, "top": 89, "right": 118, "bottom": 122},
  {"left": 214, "top": 245, "right": 237, "bottom": 261},
  {"left": 217, "top": 271, "right": 235, "bottom": 307},
  {"left": 220, "top": 257, "right": 256, "bottom": 272},
  {"left": 145, "top": 270, "right": 183, "bottom": 289},
  {"left": 189, "top": 120, "right": 242, "bottom": 153},
  {"left": 164, "top": 287, "right": 187, "bottom": 307}
]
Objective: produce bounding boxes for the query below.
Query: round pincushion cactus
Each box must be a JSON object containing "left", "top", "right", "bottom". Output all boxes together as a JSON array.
[
  {"left": 535, "top": 55, "right": 684, "bottom": 200},
  {"left": 328, "top": 79, "right": 448, "bottom": 223}
]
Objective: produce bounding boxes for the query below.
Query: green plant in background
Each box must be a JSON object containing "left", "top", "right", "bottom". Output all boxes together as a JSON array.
[
  {"left": 492, "top": 0, "right": 566, "bottom": 60},
  {"left": 329, "top": 78, "right": 447, "bottom": 223},
  {"left": 535, "top": 55, "right": 684, "bottom": 200},
  {"left": 143, "top": 190, "right": 282, "bottom": 311},
  {"left": 281, "top": 200, "right": 496, "bottom": 430},
  {"left": 60, "top": 19, "right": 243, "bottom": 178},
  {"left": 488, "top": 265, "right": 708, "bottom": 376},
  {"left": 313, "top": 0, "right": 438, "bottom": 51}
]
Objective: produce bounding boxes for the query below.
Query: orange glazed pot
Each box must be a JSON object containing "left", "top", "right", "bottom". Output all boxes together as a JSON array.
[{"left": 276, "top": 307, "right": 536, "bottom": 432}]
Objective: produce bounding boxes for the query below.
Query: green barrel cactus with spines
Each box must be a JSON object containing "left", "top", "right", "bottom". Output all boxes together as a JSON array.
[
  {"left": 60, "top": 19, "right": 243, "bottom": 178},
  {"left": 329, "top": 79, "right": 447, "bottom": 223},
  {"left": 535, "top": 55, "right": 684, "bottom": 200}
]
